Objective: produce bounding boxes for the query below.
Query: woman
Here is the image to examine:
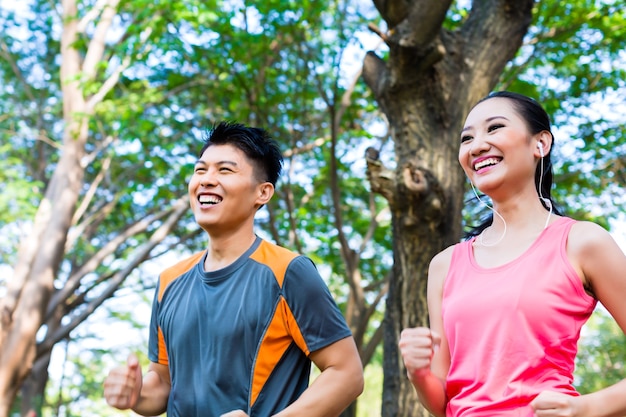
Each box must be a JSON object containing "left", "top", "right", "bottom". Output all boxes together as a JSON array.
[{"left": 399, "top": 91, "right": 626, "bottom": 416}]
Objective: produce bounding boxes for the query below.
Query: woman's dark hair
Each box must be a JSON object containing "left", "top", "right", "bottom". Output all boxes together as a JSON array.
[
  {"left": 464, "top": 91, "right": 562, "bottom": 239},
  {"left": 200, "top": 121, "right": 283, "bottom": 187}
]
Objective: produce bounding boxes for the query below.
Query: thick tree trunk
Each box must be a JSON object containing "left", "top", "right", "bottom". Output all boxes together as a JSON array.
[
  {"left": 363, "top": 1, "right": 535, "bottom": 415},
  {"left": 374, "top": 88, "right": 464, "bottom": 417},
  {"left": 1, "top": 0, "right": 201, "bottom": 413},
  {"left": 18, "top": 302, "right": 66, "bottom": 416},
  {"left": 19, "top": 354, "right": 51, "bottom": 417},
  {"left": 0, "top": 1, "right": 89, "bottom": 414},
  {"left": 0, "top": 133, "right": 87, "bottom": 417}
]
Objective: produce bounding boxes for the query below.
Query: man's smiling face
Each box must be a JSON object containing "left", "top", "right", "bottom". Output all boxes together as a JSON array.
[{"left": 188, "top": 144, "right": 265, "bottom": 233}]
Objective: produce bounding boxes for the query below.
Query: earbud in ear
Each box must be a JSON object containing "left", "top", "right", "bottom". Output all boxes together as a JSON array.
[{"left": 538, "top": 143, "right": 544, "bottom": 157}]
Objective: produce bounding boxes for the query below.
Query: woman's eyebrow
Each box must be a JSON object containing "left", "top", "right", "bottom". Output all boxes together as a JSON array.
[
  {"left": 461, "top": 115, "right": 510, "bottom": 133},
  {"left": 486, "top": 115, "right": 510, "bottom": 122}
]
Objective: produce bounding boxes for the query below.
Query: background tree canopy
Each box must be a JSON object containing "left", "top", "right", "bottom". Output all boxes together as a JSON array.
[{"left": 0, "top": 0, "right": 624, "bottom": 416}]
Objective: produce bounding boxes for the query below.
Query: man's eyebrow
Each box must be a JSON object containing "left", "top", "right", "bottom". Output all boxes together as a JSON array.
[
  {"left": 218, "top": 160, "right": 238, "bottom": 166},
  {"left": 461, "top": 116, "right": 510, "bottom": 133},
  {"left": 193, "top": 160, "right": 238, "bottom": 166}
]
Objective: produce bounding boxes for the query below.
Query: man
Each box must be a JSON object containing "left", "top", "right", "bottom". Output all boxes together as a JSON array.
[{"left": 103, "top": 122, "right": 364, "bottom": 416}]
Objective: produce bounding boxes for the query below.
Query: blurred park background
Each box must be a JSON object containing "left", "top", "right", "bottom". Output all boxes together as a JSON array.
[{"left": 1, "top": 0, "right": 625, "bottom": 416}]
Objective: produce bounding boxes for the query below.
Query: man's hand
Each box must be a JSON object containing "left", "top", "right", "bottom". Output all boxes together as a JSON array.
[
  {"left": 103, "top": 353, "right": 143, "bottom": 410},
  {"left": 220, "top": 410, "right": 248, "bottom": 417}
]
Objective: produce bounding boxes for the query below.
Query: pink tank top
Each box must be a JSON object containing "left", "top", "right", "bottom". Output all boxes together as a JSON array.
[{"left": 441, "top": 217, "right": 597, "bottom": 416}]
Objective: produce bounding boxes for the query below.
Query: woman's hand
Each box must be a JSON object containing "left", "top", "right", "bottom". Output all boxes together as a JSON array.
[
  {"left": 399, "top": 327, "right": 441, "bottom": 381},
  {"left": 530, "top": 391, "right": 585, "bottom": 417}
]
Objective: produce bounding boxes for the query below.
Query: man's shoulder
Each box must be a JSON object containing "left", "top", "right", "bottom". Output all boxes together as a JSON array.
[
  {"left": 156, "top": 251, "right": 205, "bottom": 300},
  {"left": 250, "top": 240, "right": 310, "bottom": 286},
  {"left": 251, "top": 239, "right": 301, "bottom": 264},
  {"left": 162, "top": 251, "right": 205, "bottom": 278}
]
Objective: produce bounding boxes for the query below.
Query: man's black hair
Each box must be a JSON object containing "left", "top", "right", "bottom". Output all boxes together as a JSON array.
[{"left": 200, "top": 121, "right": 283, "bottom": 187}]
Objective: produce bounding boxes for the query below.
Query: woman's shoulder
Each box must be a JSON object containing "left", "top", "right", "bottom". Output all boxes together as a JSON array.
[
  {"left": 566, "top": 218, "right": 626, "bottom": 308},
  {"left": 428, "top": 243, "right": 461, "bottom": 287},
  {"left": 567, "top": 219, "right": 614, "bottom": 250},
  {"left": 430, "top": 244, "right": 457, "bottom": 267},
  {"left": 566, "top": 219, "right": 621, "bottom": 283}
]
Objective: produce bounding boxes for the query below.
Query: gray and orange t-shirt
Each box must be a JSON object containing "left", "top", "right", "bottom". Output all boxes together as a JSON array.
[{"left": 148, "top": 237, "right": 352, "bottom": 416}]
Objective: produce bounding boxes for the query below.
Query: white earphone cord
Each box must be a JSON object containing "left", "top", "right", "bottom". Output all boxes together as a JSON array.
[
  {"left": 470, "top": 181, "right": 507, "bottom": 247},
  {"left": 537, "top": 148, "right": 553, "bottom": 228}
]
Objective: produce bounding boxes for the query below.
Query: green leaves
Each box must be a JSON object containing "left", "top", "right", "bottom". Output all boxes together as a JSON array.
[
  {"left": 496, "top": 0, "right": 626, "bottom": 225},
  {"left": 575, "top": 307, "right": 626, "bottom": 394}
]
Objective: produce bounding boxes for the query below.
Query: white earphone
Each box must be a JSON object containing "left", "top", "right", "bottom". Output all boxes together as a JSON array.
[{"left": 536, "top": 141, "right": 552, "bottom": 227}]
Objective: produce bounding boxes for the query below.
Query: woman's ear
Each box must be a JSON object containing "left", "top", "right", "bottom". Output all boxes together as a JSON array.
[{"left": 536, "top": 131, "right": 552, "bottom": 158}]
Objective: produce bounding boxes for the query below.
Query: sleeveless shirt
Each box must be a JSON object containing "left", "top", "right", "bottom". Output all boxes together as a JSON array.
[{"left": 441, "top": 217, "right": 597, "bottom": 416}]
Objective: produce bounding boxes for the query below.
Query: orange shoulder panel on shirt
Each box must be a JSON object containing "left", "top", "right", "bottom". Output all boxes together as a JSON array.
[
  {"left": 157, "top": 327, "right": 168, "bottom": 365},
  {"left": 250, "top": 297, "right": 308, "bottom": 407},
  {"left": 155, "top": 251, "right": 205, "bottom": 366},
  {"left": 249, "top": 240, "right": 298, "bottom": 288},
  {"left": 248, "top": 241, "right": 304, "bottom": 407},
  {"left": 157, "top": 251, "right": 205, "bottom": 302}
]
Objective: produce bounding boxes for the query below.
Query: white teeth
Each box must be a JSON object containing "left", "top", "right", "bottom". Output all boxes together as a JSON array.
[
  {"left": 474, "top": 158, "right": 501, "bottom": 170},
  {"left": 198, "top": 195, "right": 222, "bottom": 204}
]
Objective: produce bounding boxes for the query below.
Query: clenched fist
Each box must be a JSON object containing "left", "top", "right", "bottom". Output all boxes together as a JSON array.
[
  {"left": 103, "top": 353, "right": 143, "bottom": 410},
  {"left": 399, "top": 327, "right": 441, "bottom": 381}
]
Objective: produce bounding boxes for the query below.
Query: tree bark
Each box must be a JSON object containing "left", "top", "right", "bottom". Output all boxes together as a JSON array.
[
  {"left": 0, "top": 0, "right": 123, "bottom": 414},
  {"left": 363, "top": 1, "right": 535, "bottom": 415},
  {"left": 19, "top": 353, "right": 51, "bottom": 417},
  {"left": 0, "top": 1, "right": 89, "bottom": 413}
]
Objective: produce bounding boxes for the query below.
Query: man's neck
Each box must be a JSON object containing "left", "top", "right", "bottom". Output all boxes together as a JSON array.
[{"left": 203, "top": 232, "right": 257, "bottom": 272}]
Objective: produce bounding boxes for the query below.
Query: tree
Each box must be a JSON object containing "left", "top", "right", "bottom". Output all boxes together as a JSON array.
[
  {"left": 361, "top": 0, "right": 626, "bottom": 415},
  {"left": 0, "top": 0, "right": 209, "bottom": 414},
  {"left": 362, "top": 1, "right": 535, "bottom": 414}
]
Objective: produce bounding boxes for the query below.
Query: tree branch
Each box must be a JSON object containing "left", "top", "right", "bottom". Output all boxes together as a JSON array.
[
  {"left": 76, "top": 0, "right": 109, "bottom": 34},
  {"left": 39, "top": 195, "right": 188, "bottom": 353},
  {"left": 0, "top": 41, "right": 36, "bottom": 103},
  {"left": 46, "top": 197, "right": 188, "bottom": 319},
  {"left": 83, "top": 0, "right": 121, "bottom": 80},
  {"left": 365, "top": 146, "right": 396, "bottom": 204},
  {"left": 71, "top": 155, "right": 112, "bottom": 227},
  {"left": 86, "top": 54, "right": 132, "bottom": 111},
  {"left": 66, "top": 198, "right": 118, "bottom": 252},
  {"left": 362, "top": 51, "right": 388, "bottom": 101}
]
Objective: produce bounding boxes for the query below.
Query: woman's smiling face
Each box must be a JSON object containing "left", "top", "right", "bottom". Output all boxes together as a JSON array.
[{"left": 458, "top": 97, "right": 538, "bottom": 195}]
